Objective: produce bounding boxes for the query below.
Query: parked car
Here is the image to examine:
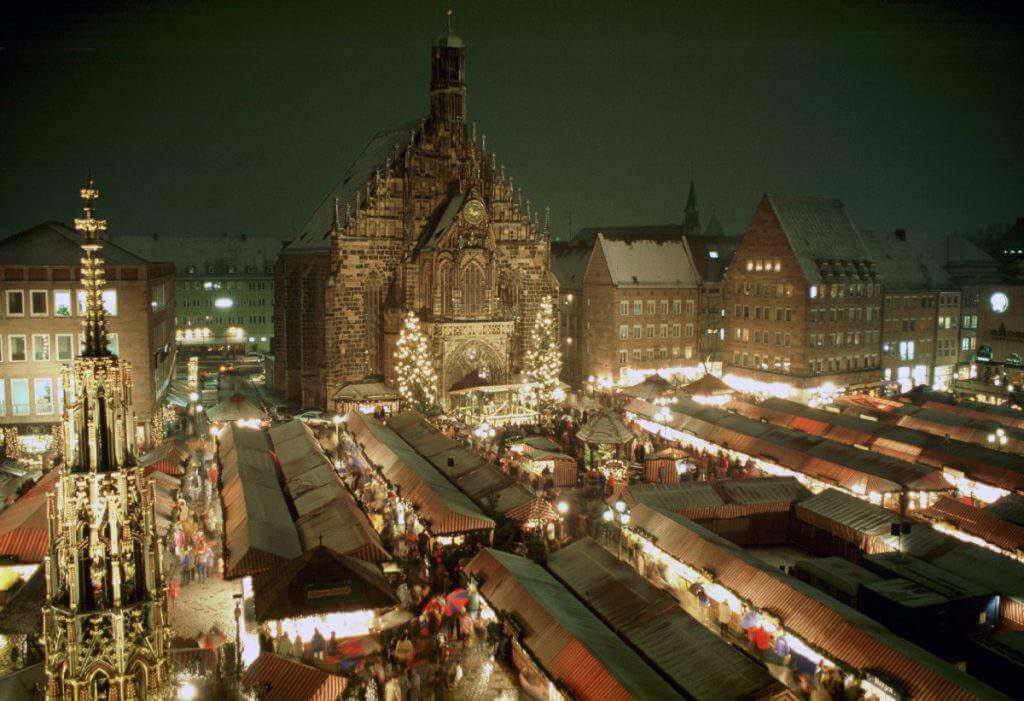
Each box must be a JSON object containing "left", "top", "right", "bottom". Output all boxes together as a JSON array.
[{"left": 296, "top": 410, "right": 331, "bottom": 425}]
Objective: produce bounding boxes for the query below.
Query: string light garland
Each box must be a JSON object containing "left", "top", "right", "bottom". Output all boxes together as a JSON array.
[
  {"left": 394, "top": 311, "right": 440, "bottom": 415},
  {"left": 523, "top": 296, "right": 562, "bottom": 413}
]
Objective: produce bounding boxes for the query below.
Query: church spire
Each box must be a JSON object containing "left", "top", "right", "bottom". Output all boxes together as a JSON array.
[
  {"left": 331, "top": 194, "right": 342, "bottom": 233},
  {"left": 75, "top": 175, "right": 110, "bottom": 357},
  {"left": 429, "top": 4, "right": 467, "bottom": 131},
  {"left": 683, "top": 178, "right": 701, "bottom": 236}
]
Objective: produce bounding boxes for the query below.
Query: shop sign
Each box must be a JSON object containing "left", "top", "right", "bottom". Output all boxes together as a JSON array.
[{"left": 307, "top": 584, "right": 352, "bottom": 600}]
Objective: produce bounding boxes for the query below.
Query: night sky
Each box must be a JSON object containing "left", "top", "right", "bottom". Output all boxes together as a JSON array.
[{"left": 1, "top": 1, "right": 1022, "bottom": 247}]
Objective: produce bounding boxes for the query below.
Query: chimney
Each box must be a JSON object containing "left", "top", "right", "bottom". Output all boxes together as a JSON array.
[{"left": 894, "top": 229, "right": 907, "bottom": 241}]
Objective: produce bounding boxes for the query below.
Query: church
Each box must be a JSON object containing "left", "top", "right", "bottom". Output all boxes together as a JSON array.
[{"left": 274, "top": 14, "right": 556, "bottom": 410}]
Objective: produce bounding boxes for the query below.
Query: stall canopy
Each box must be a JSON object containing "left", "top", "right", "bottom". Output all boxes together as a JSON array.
[
  {"left": 386, "top": 411, "right": 558, "bottom": 524},
  {"left": 622, "top": 477, "right": 808, "bottom": 521},
  {"left": 919, "top": 496, "right": 1024, "bottom": 553},
  {"left": 269, "top": 421, "right": 389, "bottom": 562},
  {"left": 252, "top": 545, "right": 397, "bottom": 623},
  {"left": 138, "top": 439, "right": 190, "bottom": 477},
  {"left": 794, "top": 489, "right": 900, "bottom": 554},
  {"left": 218, "top": 425, "right": 302, "bottom": 578},
  {"left": 548, "top": 539, "right": 782, "bottom": 701},
  {"left": 620, "top": 374, "right": 675, "bottom": 402},
  {"left": 333, "top": 382, "right": 398, "bottom": 403},
  {"left": 577, "top": 409, "right": 634, "bottom": 445},
  {"left": 0, "top": 469, "right": 58, "bottom": 564},
  {"left": 345, "top": 411, "right": 495, "bottom": 536},
  {"left": 242, "top": 653, "right": 346, "bottom": 701},
  {"left": 628, "top": 503, "right": 1001, "bottom": 700},
  {"left": 677, "top": 374, "right": 734, "bottom": 398},
  {"left": 206, "top": 393, "right": 269, "bottom": 424},
  {"left": 465, "top": 548, "right": 679, "bottom": 701}
]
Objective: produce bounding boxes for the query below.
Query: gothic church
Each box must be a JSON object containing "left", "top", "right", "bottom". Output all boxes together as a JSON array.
[{"left": 274, "top": 15, "right": 556, "bottom": 409}]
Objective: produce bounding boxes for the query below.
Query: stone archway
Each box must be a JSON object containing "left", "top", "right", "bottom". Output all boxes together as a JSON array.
[{"left": 445, "top": 339, "right": 507, "bottom": 390}]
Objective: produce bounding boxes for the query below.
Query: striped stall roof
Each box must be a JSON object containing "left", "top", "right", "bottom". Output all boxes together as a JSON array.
[
  {"left": 242, "top": 653, "right": 346, "bottom": 701},
  {"left": 920, "top": 497, "right": 1024, "bottom": 553},
  {"left": 465, "top": 548, "right": 680, "bottom": 701},
  {"left": 794, "top": 489, "right": 900, "bottom": 553},
  {"left": 548, "top": 539, "right": 782, "bottom": 700},
  {"left": 629, "top": 502, "right": 1003, "bottom": 700},
  {"left": 268, "top": 421, "right": 389, "bottom": 562},
  {"left": 0, "top": 469, "right": 58, "bottom": 564},
  {"left": 345, "top": 411, "right": 494, "bottom": 535}
]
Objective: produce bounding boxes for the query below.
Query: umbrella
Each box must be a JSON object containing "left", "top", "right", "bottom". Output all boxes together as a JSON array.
[
  {"left": 339, "top": 636, "right": 380, "bottom": 659},
  {"left": 422, "top": 597, "right": 444, "bottom": 616},
  {"left": 444, "top": 588, "right": 469, "bottom": 617},
  {"left": 739, "top": 610, "right": 759, "bottom": 630}
]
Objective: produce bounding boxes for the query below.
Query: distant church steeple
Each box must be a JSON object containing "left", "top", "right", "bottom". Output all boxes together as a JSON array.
[
  {"left": 683, "top": 179, "right": 701, "bottom": 236},
  {"left": 429, "top": 6, "right": 467, "bottom": 131}
]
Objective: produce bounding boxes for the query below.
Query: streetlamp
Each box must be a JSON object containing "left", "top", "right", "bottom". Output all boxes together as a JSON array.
[
  {"left": 332, "top": 414, "right": 345, "bottom": 451},
  {"left": 233, "top": 593, "right": 243, "bottom": 683},
  {"left": 988, "top": 428, "right": 1008, "bottom": 450}
]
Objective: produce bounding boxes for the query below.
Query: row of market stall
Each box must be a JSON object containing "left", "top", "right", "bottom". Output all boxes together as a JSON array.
[
  {"left": 729, "top": 397, "right": 1024, "bottom": 503},
  {"left": 627, "top": 396, "right": 955, "bottom": 509}
]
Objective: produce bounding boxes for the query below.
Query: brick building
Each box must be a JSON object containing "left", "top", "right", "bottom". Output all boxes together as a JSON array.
[
  {"left": 0, "top": 221, "right": 175, "bottom": 447},
  {"left": 580, "top": 233, "right": 702, "bottom": 387},
  {"left": 722, "top": 195, "right": 883, "bottom": 401},
  {"left": 865, "top": 229, "right": 962, "bottom": 392},
  {"left": 273, "top": 19, "right": 555, "bottom": 410}
]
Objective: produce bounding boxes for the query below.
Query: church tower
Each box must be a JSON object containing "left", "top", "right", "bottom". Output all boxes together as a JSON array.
[
  {"left": 42, "top": 178, "right": 170, "bottom": 700},
  {"left": 683, "top": 179, "right": 701, "bottom": 236},
  {"left": 428, "top": 7, "right": 467, "bottom": 131}
]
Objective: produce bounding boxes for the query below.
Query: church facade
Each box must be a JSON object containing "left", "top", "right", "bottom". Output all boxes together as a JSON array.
[{"left": 274, "top": 19, "right": 556, "bottom": 409}]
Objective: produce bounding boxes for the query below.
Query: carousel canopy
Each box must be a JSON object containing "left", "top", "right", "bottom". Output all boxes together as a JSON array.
[
  {"left": 252, "top": 545, "right": 397, "bottom": 623},
  {"left": 206, "top": 393, "right": 269, "bottom": 423},
  {"left": 332, "top": 382, "right": 398, "bottom": 402},
  {"left": 577, "top": 409, "right": 634, "bottom": 445},
  {"left": 678, "top": 373, "right": 734, "bottom": 397}
]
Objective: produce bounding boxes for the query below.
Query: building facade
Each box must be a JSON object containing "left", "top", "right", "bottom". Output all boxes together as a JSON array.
[
  {"left": 274, "top": 19, "right": 555, "bottom": 410},
  {"left": 866, "top": 229, "right": 962, "bottom": 392},
  {"left": 550, "top": 239, "right": 590, "bottom": 386},
  {"left": 580, "top": 233, "right": 702, "bottom": 387},
  {"left": 128, "top": 233, "right": 276, "bottom": 355},
  {"left": 722, "top": 195, "right": 883, "bottom": 401},
  {"left": 0, "top": 222, "right": 174, "bottom": 448}
]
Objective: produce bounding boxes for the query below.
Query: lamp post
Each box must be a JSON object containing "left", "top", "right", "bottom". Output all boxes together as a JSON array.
[
  {"left": 987, "top": 428, "right": 1008, "bottom": 450},
  {"left": 233, "top": 592, "right": 243, "bottom": 684}
]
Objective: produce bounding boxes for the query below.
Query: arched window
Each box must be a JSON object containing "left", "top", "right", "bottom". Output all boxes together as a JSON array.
[
  {"left": 463, "top": 263, "right": 485, "bottom": 315},
  {"left": 364, "top": 279, "right": 384, "bottom": 375},
  {"left": 437, "top": 262, "right": 453, "bottom": 317}
]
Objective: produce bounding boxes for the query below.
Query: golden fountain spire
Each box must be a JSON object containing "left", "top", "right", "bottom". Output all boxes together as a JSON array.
[{"left": 74, "top": 176, "right": 110, "bottom": 357}]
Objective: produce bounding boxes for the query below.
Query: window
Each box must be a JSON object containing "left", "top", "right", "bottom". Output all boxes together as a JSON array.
[
  {"left": 76, "top": 289, "right": 117, "bottom": 316},
  {"left": 0, "top": 380, "right": 4, "bottom": 415},
  {"left": 646, "top": 301, "right": 655, "bottom": 316},
  {"left": 686, "top": 300, "right": 696, "bottom": 316},
  {"left": 619, "top": 325, "right": 628, "bottom": 340},
  {"left": 659, "top": 324, "right": 668, "bottom": 338},
  {"left": 755, "top": 306, "right": 762, "bottom": 320},
  {"left": 658, "top": 348, "right": 668, "bottom": 359},
  {"left": 672, "top": 323, "right": 681, "bottom": 338},
  {"left": 899, "top": 341, "right": 915, "bottom": 361},
  {"left": 685, "top": 345, "right": 693, "bottom": 359},
  {"left": 659, "top": 300, "right": 669, "bottom": 315},
  {"left": 645, "top": 348, "right": 654, "bottom": 360},
  {"left": 685, "top": 323, "right": 694, "bottom": 337},
  {"left": 673, "top": 300, "right": 682, "bottom": 315},
  {"left": 784, "top": 334, "right": 791, "bottom": 348},
  {"left": 107, "top": 334, "right": 119, "bottom": 357},
  {"left": 672, "top": 347, "right": 680, "bottom": 358},
  {"left": 8, "top": 335, "right": 26, "bottom": 362},
  {"left": 11, "top": 379, "right": 29, "bottom": 416},
  {"left": 646, "top": 324, "right": 654, "bottom": 338},
  {"left": 633, "top": 301, "right": 643, "bottom": 316},
  {"left": 30, "top": 290, "right": 48, "bottom": 316},
  {"left": 56, "top": 334, "right": 74, "bottom": 361},
  {"left": 632, "top": 325, "right": 641, "bottom": 339},
  {"left": 620, "top": 301, "right": 629, "bottom": 316},
  {"left": 34, "top": 378, "right": 54, "bottom": 415},
  {"left": 619, "top": 350, "right": 628, "bottom": 365},
  {"left": 6, "top": 291, "right": 24, "bottom": 316},
  {"left": 54, "top": 290, "right": 72, "bottom": 317},
  {"left": 462, "top": 264, "right": 486, "bottom": 314},
  {"left": 151, "top": 282, "right": 166, "bottom": 311},
  {"left": 33, "top": 335, "right": 50, "bottom": 361},
  {"left": 633, "top": 349, "right": 642, "bottom": 361},
  {"left": 785, "top": 308, "right": 792, "bottom": 322}
]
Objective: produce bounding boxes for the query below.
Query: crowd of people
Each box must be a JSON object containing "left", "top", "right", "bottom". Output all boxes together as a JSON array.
[{"left": 164, "top": 455, "right": 223, "bottom": 611}]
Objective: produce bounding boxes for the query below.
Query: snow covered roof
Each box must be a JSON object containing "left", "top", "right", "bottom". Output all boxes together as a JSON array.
[
  {"left": 416, "top": 190, "right": 468, "bottom": 252},
  {"left": 766, "top": 194, "right": 877, "bottom": 284},
  {"left": 123, "top": 232, "right": 279, "bottom": 274},
  {"left": 0, "top": 221, "right": 154, "bottom": 266},
  {"left": 574, "top": 224, "right": 685, "bottom": 247},
  {"left": 550, "top": 240, "right": 591, "bottom": 292},
  {"left": 596, "top": 233, "right": 700, "bottom": 288},
  {"left": 286, "top": 119, "right": 421, "bottom": 253},
  {"left": 863, "top": 230, "right": 955, "bottom": 291}
]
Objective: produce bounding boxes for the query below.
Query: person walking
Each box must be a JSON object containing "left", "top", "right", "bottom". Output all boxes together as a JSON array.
[
  {"left": 274, "top": 632, "right": 294, "bottom": 658},
  {"left": 311, "top": 628, "right": 326, "bottom": 660}
]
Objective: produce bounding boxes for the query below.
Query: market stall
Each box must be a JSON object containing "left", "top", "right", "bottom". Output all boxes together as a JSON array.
[
  {"left": 332, "top": 381, "right": 400, "bottom": 417},
  {"left": 577, "top": 409, "right": 636, "bottom": 479}
]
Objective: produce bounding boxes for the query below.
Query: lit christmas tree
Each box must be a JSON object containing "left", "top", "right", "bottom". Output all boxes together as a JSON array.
[
  {"left": 395, "top": 311, "right": 440, "bottom": 415},
  {"left": 524, "top": 295, "right": 562, "bottom": 412}
]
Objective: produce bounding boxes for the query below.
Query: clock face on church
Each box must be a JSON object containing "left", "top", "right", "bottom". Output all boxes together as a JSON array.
[{"left": 463, "top": 198, "right": 486, "bottom": 225}]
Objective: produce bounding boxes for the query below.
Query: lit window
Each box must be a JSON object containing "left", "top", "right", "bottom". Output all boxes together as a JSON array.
[
  {"left": 34, "top": 378, "right": 54, "bottom": 415},
  {"left": 30, "top": 290, "right": 48, "bottom": 316},
  {"left": 709, "top": 251, "right": 719, "bottom": 259},
  {"left": 215, "top": 297, "right": 234, "bottom": 309},
  {"left": 809, "top": 286, "right": 818, "bottom": 299},
  {"left": 11, "top": 379, "right": 29, "bottom": 415},
  {"left": 56, "top": 334, "right": 74, "bottom": 361},
  {"left": 107, "top": 333, "right": 119, "bottom": 357},
  {"left": 8, "top": 335, "right": 27, "bottom": 362},
  {"left": 33, "top": 335, "right": 50, "bottom": 361},
  {"left": 5, "top": 291, "right": 24, "bottom": 316},
  {"left": 0, "top": 380, "right": 5, "bottom": 415},
  {"left": 54, "top": 290, "right": 72, "bottom": 317}
]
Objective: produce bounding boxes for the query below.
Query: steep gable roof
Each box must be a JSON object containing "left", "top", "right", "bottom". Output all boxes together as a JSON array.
[
  {"left": 596, "top": 233, "right": 700, "bottom": 288},
  {"left": 286, "top": 119, "right": 420, "bottom": 253},
  {"left": 863, "top": 230, "right": 955, "bottom": 291},
  {"left": 574, "top": 224, "right": 686, "bottom": 247},
  {"left": 0, "top": 221, "right": 151, "bottom": 266},
  {"left": 765, "top": 194, "right": 877, "bottom": 284}
]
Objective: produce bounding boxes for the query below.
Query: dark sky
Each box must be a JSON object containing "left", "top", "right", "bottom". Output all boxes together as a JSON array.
[{"left": 2, "top": 1, "right": 1022, "bottom": 246}]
